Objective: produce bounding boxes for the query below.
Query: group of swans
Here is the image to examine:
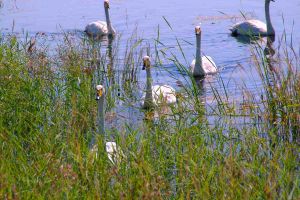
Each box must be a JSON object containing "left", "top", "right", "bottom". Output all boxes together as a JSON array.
[
  {"left": 88, "top": 0, "right": 275, "bottom": 109},
  {"left": 84, "top": 0, "right": 275, "bottom": 40},
  {"left": 140, "top": 25, "right": 220, "bottom": 108},
  {"left": 89, "top": 0, "right": 276, "bottom": 159},
  {"left": 86, "top": 0, "right": 275, "bottom": 109}
]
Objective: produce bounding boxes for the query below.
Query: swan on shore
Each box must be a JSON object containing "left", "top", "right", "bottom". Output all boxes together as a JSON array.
[
  {"left": 190, "top": 26, "right": 217, "bottom": 77},
  {"left": 230, "top": 0, "right": 275, "bottom": 37},
  {"left": 85, "top": 0, "right": 116, "bottom": 38}
]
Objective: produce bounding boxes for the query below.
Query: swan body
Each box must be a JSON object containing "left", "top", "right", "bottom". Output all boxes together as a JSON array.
[
  {"left": 141, "top": 85, "right": 177, "bottom": 107},
  {"left": 85, "top": 21, "right": 111, "bottom": 37},
  {"left": 231, "top": 20, "right": 268, "bottom": 36},
  {"left": 85, "top": 0, "right": 116, "bottom": 38},
  {"left": 141, "top": 56, "right": 176, "bottom": 109},
  {"left": 231, "top": 0, "right": 275, "bottom": 37},
  {"left": 191, "top": 55, "right": 217, "bottom": 76},
  {"left": 190, "top": 26, "right": 217, "bottom": 77}
]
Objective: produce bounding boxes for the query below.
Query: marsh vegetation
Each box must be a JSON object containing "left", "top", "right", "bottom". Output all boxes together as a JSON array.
[{"left": 0, "top": 28, "right": 299, "bottom": 198}]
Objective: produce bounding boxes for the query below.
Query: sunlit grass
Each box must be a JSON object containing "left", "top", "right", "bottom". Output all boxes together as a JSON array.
[{"left": 0, "top": 30, "right": 299, "bottom": 199}]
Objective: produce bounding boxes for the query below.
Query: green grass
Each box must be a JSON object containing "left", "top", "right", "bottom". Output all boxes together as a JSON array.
[{"left": 0, "top": 31, "right": 299, "bottom": 199}]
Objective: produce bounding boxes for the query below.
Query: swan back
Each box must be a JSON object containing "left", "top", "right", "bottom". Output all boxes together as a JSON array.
[
  {"left": 202, "top": 56, "right": 217, "bottom": 75},
  {"left": 151, "top": 85, "right": 176, "bottom": 105},
  {"left": 85, "top": 21, "right": 108, "bottom": 38},
  {"left": 106, "top": 142, "right": 117, "bottom": 154},
  {"left": 231, "top": 20, "right": 267, "bottom": 36}
]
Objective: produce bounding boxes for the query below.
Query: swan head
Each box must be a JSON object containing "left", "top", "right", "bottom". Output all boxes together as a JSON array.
[
  {"left": 104, "top": 0, "right": 110, "bottom": 9},
  {"left": 96, "top": 85, "right": 105, "bottom": 100},
  {"left": 142, "top": 56, "right": 151, "bottom": 70},
  {"left": 195, "top": 26, "right": 201, "bottom": 35}
]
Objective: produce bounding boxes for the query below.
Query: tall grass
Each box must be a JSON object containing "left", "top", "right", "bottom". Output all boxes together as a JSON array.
[
  {"left": 251, "top": 34, "right": 300, "bottom": 141},
  {"left": 0, "top": 30, "right": 299, "bottom": 199}
]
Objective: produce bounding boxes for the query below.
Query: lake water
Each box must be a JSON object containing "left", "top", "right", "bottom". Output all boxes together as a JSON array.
[{"left": 1, "top": 0, "right": 300, "bottom": 128}]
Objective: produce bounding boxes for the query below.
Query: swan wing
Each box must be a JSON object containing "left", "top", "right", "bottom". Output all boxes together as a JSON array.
[
  {"left": 160, "top": 85, "right": 176, "bottom": 104},
  {"left": 202, "top": 55, "right": 217, "bottom": 74},
  {"left": 152, "top": 85, "right": 176, "bottom": 105},
  {"left": 190, "top": 58, "right": 217, "bottom": 76},
  {"left": 231, "top": 19, "right": 267, "bottom": 36},
  {"left": 190, "top": 59, "right": 196, "bottom": 73},
  {"left": 106, "top": 142, "right": 123, "bottom": 164},
  {"left": 85, "top": 21, "right": 108, "bottom": 37}
]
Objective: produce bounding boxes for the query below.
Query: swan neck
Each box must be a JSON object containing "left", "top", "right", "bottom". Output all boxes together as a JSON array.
[
  {"left": 265, "top": 0, "right": 275, "bottom": 35},
  {"left": 144, "top": 68, "right": 153, "bottom": 108},
  {"left": 194, "top": 33, "right": 205, "bottom": 76},
  {"left": 97, "top": 96, "right": 105, "bottom": 135},
  {"left": 196, "top": 34, "right": 202, "bottom": 66},
  {"left": 105, "top": 7, "right": 113, "bottom": 34}
]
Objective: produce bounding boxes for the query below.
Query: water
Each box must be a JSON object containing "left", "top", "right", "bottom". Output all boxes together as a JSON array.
[{"left": 1, "top": 0, "right": 300, "bottom": 127}]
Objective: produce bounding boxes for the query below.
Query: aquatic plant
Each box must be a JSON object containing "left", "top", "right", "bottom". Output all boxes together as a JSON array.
[{"left": 0, "top": 29, "right": 299, "bottom": 199}]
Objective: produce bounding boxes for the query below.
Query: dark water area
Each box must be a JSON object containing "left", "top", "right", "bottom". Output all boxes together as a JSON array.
[{"left": 1, "top": 0, "right": 299, "bottom": 128}]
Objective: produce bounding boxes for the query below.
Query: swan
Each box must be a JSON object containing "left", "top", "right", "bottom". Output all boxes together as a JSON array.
[
  {"left": 190, "top": 26, "right": 217, "bottom": 77},
  {"left": 85, "top": 0, "right": 116, "bottom": 38},
  {"left": 141, "top": 56, "right": 177, "bottom": 109},
  {"left": 230, "top": 0, "right": 275, "bottom": 37},
  {"left": 95, "top": 85, "right": 122, "bottom": 164}
]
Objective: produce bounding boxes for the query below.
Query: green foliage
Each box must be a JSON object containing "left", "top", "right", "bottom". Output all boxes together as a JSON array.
[{"left": 0, "top": 32, "right": 299, "bottom": 199}]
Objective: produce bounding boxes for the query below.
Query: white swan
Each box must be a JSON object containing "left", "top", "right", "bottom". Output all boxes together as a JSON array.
[
  {"left": 141, "top": 56, "right": 177, "bottom": 109},
  {"left": 190, "top": 26, "right": 217, "bottom": 77},
  {"left": 85, "top": 0, "right": 116, "bottom": 38},
  {"left": 230, "top": 0, "right": 275, "bottom": 37},
  {"left": 95, "top": 85, "right": 122, "bottom": 164}
]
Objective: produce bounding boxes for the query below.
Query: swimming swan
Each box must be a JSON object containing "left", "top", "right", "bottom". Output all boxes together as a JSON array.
[
  {"left": 95, "top": 85, "right": 122, "bottom": 164},
  {"left": 85, "top": 0, "right": 116, "bottom": 38},
  {"left": 190, "top": 26, "right": 217, "bottom": 77},
  {"left": 230, "top": 0, "right": 275, "bottom": 37},
  {"left": 141, "top": 56, "right": 176, "bottom": 109}
]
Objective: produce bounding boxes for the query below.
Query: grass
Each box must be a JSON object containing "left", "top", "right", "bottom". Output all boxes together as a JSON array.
[{"left": 0, "top": 29, "right": 299, "bottom": 199}]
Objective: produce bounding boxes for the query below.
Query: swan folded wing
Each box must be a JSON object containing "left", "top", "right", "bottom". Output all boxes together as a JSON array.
[
  {"left": 231, "top": 20, "right": 267, "bottom": 36},
  {"left": 152, "top": 85, "right": 176, "bottom": 105},
  {"left": 202, "top": 56, "right": 217, "bottom": 74},
  {"left": 85, "top": 21, "right": 108, "bottom": 37},
  {"left": 106, "top": 142, "right": 124, "bottom": 164},
  {"left": 190, "top": 59, "right": 196, "bottom": 70}
]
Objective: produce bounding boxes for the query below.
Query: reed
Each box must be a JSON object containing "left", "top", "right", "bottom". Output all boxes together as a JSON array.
[{"left": 0, "top": 29, "right": 299, "bottom": 199}]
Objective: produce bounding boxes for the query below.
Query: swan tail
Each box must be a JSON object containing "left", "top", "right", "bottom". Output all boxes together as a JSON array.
[{"left": 231, "top": 28, "right": 239, "bottom": 36}]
